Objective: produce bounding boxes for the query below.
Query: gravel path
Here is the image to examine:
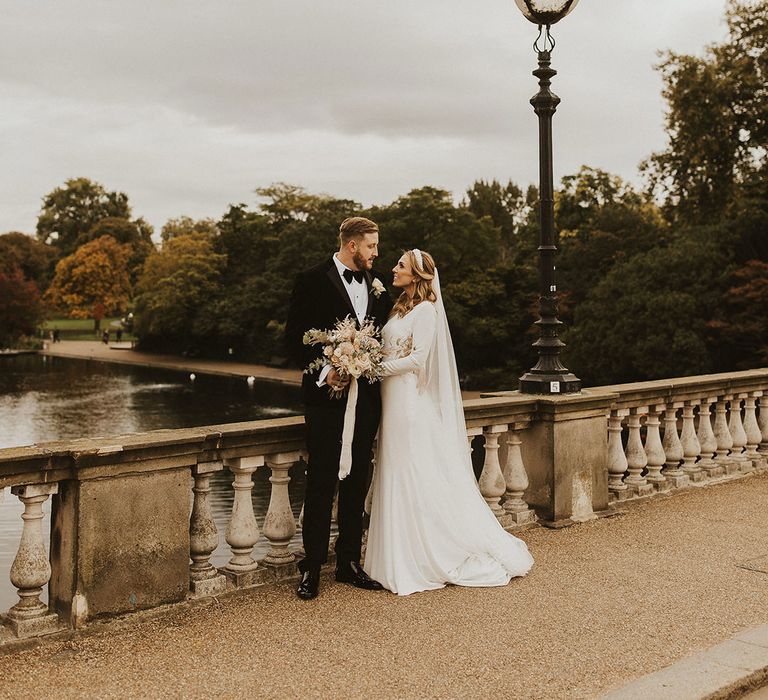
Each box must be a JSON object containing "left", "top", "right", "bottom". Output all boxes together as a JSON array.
[{"left": 1, "top": 471, "right": 767, "bottom": 699}]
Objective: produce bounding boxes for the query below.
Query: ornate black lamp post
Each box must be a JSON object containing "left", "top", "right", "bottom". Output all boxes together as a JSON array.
[{"left": 515, "top": 0, "right": 582, "bottom": 395}]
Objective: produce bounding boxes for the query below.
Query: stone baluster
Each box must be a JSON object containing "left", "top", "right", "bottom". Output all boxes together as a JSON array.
[
  {"left": 607, "top": 409, "right": 629, "bottom": 499},
  {"left": 644, "top": 406, "right": 668, "bottom": 490},
  {"left": 625, "top": 408, "right": 653, "bottom": 497},
  {"left": 502, "top": 422, "right": 536, "bottom": 525},
  {"left": 758, "top": 395, "right": 768, "bottom": 458},
  {"left": 222, "top": 456, "right": 263, "bottom": 586},
  {"left": 696, "top": 398, "right": 721, "bottom": 478},
  {"left": 8, "top": 483, "right": 60, "bottom": 638},
  {"left": 189, "top": 461, "right": 227, "bottom": 597},
  {"left": 467, "top": 427, "right": 482, "bottom": 461},
  {"left": 680, "top": 401, "right": 703, "bottom": 482},
  {"left": 714, "top": 396, "right": 737, "bottom": 474},
  {"left": 757, "top": 391, "right": 768, "bottom": 460},
  {"left": 263, "top": 452, "right": 299, "bottom": 567},
  {"left": 744, "top": 392, "right": 765, "bottom": 470},
  {"left": 661, "top": 403, "right": 689, "bottom": 488},
  {"left": 479, "top": 425, "right": 507, "bottom": 516},
  {"left": 728, "top": 395, "right": 748, "bottom": 469}
]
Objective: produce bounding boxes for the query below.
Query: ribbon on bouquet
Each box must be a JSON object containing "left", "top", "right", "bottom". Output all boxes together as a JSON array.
[{"left": 338, "top": 376, "right": 358, "bottom": 480}]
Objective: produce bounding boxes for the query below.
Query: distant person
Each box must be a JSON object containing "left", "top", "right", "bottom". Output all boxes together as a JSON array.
[
  {"left": 116, "top": 328, "right": 123, "bottom": 343},
  {"left": 102, "top": 329, "right": 109, "bottom": 344},
  {"left": 52, "top": 327, "right": 60, "bottom": 343}
]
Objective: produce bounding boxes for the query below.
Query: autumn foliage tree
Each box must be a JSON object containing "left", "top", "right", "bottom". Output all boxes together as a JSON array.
[
  {"left": 44, "top": 235, "right": 132, "bottom": 318},
  {"left": 0, "top": 267, "right": 44, "bottom": 348}
]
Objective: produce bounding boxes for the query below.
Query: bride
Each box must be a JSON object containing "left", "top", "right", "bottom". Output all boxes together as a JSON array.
[{"left": 364, "top": 248, "right": 534, "bottom": 595}]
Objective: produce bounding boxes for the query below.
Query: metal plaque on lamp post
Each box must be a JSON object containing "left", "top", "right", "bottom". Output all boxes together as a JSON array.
[{"left": 515, "top": 0, "right": 582, "bottom": 395}]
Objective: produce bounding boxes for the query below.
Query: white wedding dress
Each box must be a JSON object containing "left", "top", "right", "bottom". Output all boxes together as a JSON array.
[{"left": 364, "top": 297, "right": 534, "bottom": 596}]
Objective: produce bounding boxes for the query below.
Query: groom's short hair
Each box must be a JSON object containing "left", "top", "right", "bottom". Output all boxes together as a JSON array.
[{"left": 339, "top": 217, "right": 378, "bottom": 246}]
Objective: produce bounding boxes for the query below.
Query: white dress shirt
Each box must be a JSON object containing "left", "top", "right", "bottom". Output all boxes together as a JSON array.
[{"left": 317, "top": 255, "right": 369, "bottom": 387}]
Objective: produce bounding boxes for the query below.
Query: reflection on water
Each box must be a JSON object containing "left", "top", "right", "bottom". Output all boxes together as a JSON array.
[
  {"left": 0, "top": 354, "right": 302, "bottom": 448},
  {"left": 0, "top": 354, "right": 308, "bottom": 611}
]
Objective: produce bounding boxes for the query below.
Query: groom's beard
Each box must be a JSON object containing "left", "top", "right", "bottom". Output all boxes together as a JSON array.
[{"left": 353, "top": 251, "right": 374, "bottom": 270}]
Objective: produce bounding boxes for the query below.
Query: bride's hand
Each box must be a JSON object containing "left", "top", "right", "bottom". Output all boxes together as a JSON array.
[{"left": 327, "top": 368, "right": 350, "bottom": 391}]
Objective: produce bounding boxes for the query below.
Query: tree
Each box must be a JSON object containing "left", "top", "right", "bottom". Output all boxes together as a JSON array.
[
  {"left": 567, "top": 233, "right": 731, "bottom": 385},
  {"left": 641, "top": 0, "right": 768, "bottom": 224},
  {"left": 36, "top": 177, "right": 131, "bottom": 256},
  {"left": 707, "top": 259, "right": 768, "bottom": 369},
  {"left": 464, "top": 179, "right": 535, "bottom": 261},
  {"left": 77, "top": 217, "right": 156, "bottom": 285},
  {"left": 554, "top": 167, "right": 667, "bottom": 323},
  {"left": 161, "top": 216, "right": 219, "bottom": 243},
  {"left": 134, "top": 234, "right": 226, "bottom": 347},
  {"left": 44, "top": 235, "right": 132, "bottom": 319},
  {"left": 0, "top": 267, "right": 44, "bottom": 348},
  {"left": 0, "top": 232, "right": 58, "bottom": 290}
]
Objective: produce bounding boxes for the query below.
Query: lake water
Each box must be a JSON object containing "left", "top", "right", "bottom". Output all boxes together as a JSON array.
[{"left": 0, "top": 353, "right": 307, "bottom": 611}]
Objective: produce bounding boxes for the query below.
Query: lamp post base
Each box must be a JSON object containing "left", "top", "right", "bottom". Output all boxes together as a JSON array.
[{"left": 519, "top": 370, "right": 581, "bottom": 395}]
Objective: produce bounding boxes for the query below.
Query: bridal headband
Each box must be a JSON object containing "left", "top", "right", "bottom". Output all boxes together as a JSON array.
[{"left": 412, "top": 248, "right": 424, "bottom": 270}]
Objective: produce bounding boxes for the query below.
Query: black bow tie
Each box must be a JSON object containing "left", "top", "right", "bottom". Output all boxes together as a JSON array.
[{"left": 343, "top": 268, "right": 365, "bottom": 284}]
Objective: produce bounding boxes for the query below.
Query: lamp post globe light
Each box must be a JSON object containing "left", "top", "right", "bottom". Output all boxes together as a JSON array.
[{"left": 515, "top": 0, "right": 582, "bottom": 395}]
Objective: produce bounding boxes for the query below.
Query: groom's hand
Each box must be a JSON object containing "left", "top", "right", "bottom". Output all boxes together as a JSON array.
[{"left": 327, "top": 368, "right": 350, "bottom": 391}]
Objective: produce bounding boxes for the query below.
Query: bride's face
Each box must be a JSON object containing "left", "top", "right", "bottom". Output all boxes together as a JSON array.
[{"left": 392, "top": 255, "right": 416, "bottom": 289}]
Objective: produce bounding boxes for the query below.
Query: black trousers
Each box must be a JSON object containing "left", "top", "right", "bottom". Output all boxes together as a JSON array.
[{"left": 300, "top": 385, "right": 381, "bottom": 572}]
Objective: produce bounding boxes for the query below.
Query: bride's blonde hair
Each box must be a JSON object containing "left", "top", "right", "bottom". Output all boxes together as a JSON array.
[{"left": 390, "top": 249, "right": 437, "bottom": 318}]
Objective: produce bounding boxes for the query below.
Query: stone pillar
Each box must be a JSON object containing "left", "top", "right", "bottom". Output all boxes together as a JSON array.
[
  {"left": 661, "top": 403, "right": 688, "bottom": 488},
  {"left": 50, "top": 466, "right": 189, "bottom": 627},
  {"left": 501, "top": 423, "right": 537, "bottom": 525},
  {"left": 479, "top": 425, "right": 507, "bottom": 517},
  {"left": 607, "top": 409, "right": 629, "bottom": 500},
  {"left": 696, "top": 398, "right": 722, "bottom": 478},
  {"left": 519, "top": 391, "right": 613, "bottom": 526},
  {"left": 728, "top": 395, "right": 748, "bottom": 469},
  {"left": 680, "top": 402, "right": 703, "bottom": 482},
  {"left": 189, "top": 461, "right": 227, "bottom": 598},
  {"left": 644, "top": 406, "right": 669, "bottom": 491},
  {"left": 714, "top": 396, "right": 737, "bottom": 474},
  {"left": 743, "top": 393, "right": 765, "bottom": 470},
  {"left": 8, "top": 483, "right": 60, "bottom": 638},
  {"left": 625, "top": 409, "right": 653, "bottom": 497},
  {"left": 263, "top": 451, "right": 299, "bottom": 568},
  {"left": 222, "top": 455, "right": 263, "bottom": 587}
]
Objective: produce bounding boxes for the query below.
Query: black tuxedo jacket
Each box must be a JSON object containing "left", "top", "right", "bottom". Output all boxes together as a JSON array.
[{"left": 285, "top": 258, "right": 393, "bottom": 406}]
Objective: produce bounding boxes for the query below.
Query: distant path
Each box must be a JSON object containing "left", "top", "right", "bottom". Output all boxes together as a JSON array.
[
  {"left": 40, "top": 340, "right": 303, "bottom": 386},
  {"left": 39, "top": 341, "right": 486, "bottom": 398}
]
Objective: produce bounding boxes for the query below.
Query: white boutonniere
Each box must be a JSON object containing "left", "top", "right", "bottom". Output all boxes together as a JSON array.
[{"left": 371, "top": 278, "right": 385, "bottom": 298}]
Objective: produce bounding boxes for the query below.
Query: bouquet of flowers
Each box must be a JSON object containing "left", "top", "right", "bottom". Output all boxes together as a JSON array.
[
  {"left": 303, "top": 315, "right": 384, "bottom": 399},
  {"left": 303, "top": 316, "right": 385, "bottom": 479}
]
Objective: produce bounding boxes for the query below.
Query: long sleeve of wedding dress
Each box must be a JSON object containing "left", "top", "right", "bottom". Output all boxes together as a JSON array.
[
  {"left": 365, "top": 301, "right": 534, "bottom": 596},
  {"left": 379, "top": 302, "right": 436, "bottom": 378}
]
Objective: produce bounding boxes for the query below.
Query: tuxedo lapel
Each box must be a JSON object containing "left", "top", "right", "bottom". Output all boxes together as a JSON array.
[
  {"left": 364, "top": 270, "right": 375, "bottom": 319},
  {"left": 325, "top": 261, "right": 357, "bottom": 320}
]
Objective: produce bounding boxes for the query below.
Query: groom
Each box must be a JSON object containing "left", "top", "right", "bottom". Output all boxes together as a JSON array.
[{"left": 285, "top": 216, "right": 393, "bottom": 600}]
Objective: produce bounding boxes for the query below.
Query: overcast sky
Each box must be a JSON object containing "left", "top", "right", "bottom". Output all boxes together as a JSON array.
[{"left": 0, "top": 1, "right": 729, "bottom": 237}]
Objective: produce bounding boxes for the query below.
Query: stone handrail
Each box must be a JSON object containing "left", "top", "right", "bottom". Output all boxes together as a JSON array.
[{"left": 1, "top": 369, "right": 766, "bottom": 644}]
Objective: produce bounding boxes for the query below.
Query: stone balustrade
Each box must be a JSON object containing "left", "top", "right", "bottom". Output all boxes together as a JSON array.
[
  {"left": 601, "top": 370, "right": 768, "bottom": 502},
  {"left": 1, "top": 367, "right": 766, "bottom": 643}
]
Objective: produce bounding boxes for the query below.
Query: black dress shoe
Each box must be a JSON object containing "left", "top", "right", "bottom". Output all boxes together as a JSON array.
[
  {"left": 335, "top": 561, "right": 384, "bottom": 590},
  {"left": 297, "top": 569, "right": 320, "bottom": 600}
]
